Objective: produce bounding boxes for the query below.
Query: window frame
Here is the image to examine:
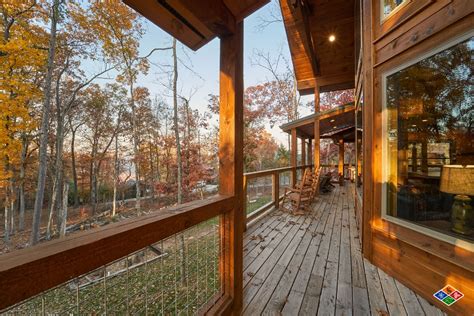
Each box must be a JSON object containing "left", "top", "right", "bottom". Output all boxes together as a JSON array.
[
  {"left": 380, "top": 29, "right": 474, "bottom": 252},
  {"left": 380, "top": 0, "right": 410, "bottom": 22}
]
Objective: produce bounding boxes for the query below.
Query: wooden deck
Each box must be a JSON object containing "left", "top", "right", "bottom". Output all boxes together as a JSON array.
[{"left": 243, "top": 184, "right": 446, "bottom": 315}]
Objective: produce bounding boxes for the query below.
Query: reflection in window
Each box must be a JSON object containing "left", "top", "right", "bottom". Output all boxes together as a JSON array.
[
  {"left": 382, "top": 0, "right": 407, "bottom": 18},
  {"left": 384, "top": 35, "right": 474, "bottom": 242}
]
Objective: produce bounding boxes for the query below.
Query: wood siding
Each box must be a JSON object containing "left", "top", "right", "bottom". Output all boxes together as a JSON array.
[{"left": 360, "top": 0, "right": 474, "bottom": 315}]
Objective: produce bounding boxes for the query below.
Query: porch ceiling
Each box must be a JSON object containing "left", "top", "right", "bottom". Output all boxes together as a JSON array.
[
  {"left": 280, "top": 103, "right": 356, "bottom": 142},
  {"left": 280, "top": 0, "right": 355, "bottom": 95},
  {"left": 123, "top": 0, "right": 270, "bottom": 50}
]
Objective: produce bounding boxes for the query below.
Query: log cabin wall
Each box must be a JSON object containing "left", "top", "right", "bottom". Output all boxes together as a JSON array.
[{"left": 360, "top": 0, "right": 474, "bottom": 314}]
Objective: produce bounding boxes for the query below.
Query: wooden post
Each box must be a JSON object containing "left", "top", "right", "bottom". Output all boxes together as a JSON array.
[
  {"left": 314, "top": 85, "right": 320, "bottom": 169},
  {"left": 272, "top": 172, "right": 280, "bottom": 209},
  {"left": 411, "top": 144, "right": 417, "bottom": 172},
  {"left": 301, "top": 138, "right": 306, "bottom": 166},
  {"left": 421, "top": 141, "right": 428, "bottom": 173},
  {"left": 308, "top": 139, "right": 313, "bottom": 166},
  {"left": 338, "top": 139, "right": 345, "bottom": 186},
  {"left": 219, "top": 21, "right": 244, "bottom": 313},
  {"left": 291, "top": 128, "right": 297, "bottom": 187}
]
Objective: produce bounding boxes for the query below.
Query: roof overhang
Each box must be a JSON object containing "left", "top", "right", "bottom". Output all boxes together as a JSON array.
[
  {"left": 280, "top": 103, "right": 356, "bottom": 142},
  {"left": 280, "top": 0, "right": 355, "bottom": 94},
  {"left": 124, "top": 0, "right": 270, "bottom": 50}
]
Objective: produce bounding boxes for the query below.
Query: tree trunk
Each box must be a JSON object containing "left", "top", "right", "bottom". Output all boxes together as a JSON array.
[
  {"left": 59, "top": 182, "right": 69, "bottom": 237},
  {"left": 129, "top": 82, "right": 141, "bottom": 210},
  {"left": 46, "top": 178, "right": 57, "bottom": 240},
  {"left": 4, "top": 190, "right": 10, "bottom": 243},
  {"left": 171, "top": 39, "right": 186, "bottom": 284},
  {"left": 54, "top": 117, "right": 64, "bottom": 231},
  {"left": 172, "top": 39, "right": 182, "bottom": 205},
  {"left": 31, "top": 0, "right": 60, "bottom": 245},
  {"left": 18, "top": 136, "right": 28, "bottom": 231},
  {"left": 112, "top": 134, "right": 118, "bottom": 216},
  {"left": 71, "top": 126, "right": 79, "bottom": 207}
]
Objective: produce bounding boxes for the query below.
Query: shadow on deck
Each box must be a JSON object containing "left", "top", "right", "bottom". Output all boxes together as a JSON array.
[{"left": 243, "top": 184, "right": 446, "bottom": 315}]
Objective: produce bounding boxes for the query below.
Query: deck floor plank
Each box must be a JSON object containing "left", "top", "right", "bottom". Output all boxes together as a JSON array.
[{"left": 243, "top": 184, "right": 446, "bottom": 316}]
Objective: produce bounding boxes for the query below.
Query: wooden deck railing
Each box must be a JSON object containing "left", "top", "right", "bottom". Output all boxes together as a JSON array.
[
  {"left": 243, "top": 165, "right": 314, "bottom": 225},
  {"left": 0, "top": 195, "right": 234, "bottom": 312}
]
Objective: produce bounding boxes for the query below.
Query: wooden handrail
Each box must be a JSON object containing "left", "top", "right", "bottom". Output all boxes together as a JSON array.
[
  {"left": 244, "top": 164, "right": 313, "bottom": 179},
  {"left": 243, "top": 165, "right": 314, "bottom": 225},
  {"left": 0, "top": 195, "right": 234, "bottom": 311}
]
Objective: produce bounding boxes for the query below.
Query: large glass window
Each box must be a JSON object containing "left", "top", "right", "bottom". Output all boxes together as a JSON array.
[
  {"left": 382, "top": 0, "right": 408, "bottom": 19},
  {"left": 382, "top": 34, "right": 474, "bottom": 244}
]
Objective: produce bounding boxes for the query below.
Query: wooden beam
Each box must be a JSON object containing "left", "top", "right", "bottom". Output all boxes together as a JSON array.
[
  {"left": 295, "top": 0, "right": 320, "bottom": 76},
  {"left": 313, "top": 85, "right": 320, "bottom": 169},
  {"left": 291, "top": 129, "right": 297, "bottom": 187},
  {"left": 223, "top": 0, "right": 270, "bottom": 22},
  {"left": 218, "top": 20, "right": 244, "bottom": 313},
  {"left": 166, "top": 0, "right": 236, "bottom": 37},
  {"left": 361, "top": 0, "right": 373, "bottom": 261},
  {"left": 123, "top": 0, "right": 209, "bottom": 50}
]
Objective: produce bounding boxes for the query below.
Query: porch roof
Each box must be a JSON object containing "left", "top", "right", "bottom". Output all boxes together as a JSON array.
[
  {"left": 280, "top": 0, "right": 356, "bottom": 95},
  {"left": 123, "top": 0, "right": 270, "bottom": 50},
  {"left": 280, "top": 103, "right": 356, "bottom": 142}
]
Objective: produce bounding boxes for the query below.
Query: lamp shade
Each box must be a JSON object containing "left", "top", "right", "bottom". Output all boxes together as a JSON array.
[{"left": 439, "top": 165, "right": 474, "bottom": 195}]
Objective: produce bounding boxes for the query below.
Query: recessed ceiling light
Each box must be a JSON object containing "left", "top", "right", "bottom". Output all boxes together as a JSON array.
[
  {"left": 330, "top": 119, "right": 335, "bottom": 123},
  {"left": 329, "top": 34, "right": 336, "bottom": 42},
  {"left": 422, "top": 119, "right": 428, "bottom": 122},
  {"left": 333, "top": 126, "right": 337, "bottom": 129},
  {"left": 412, "top": 124, "right": 417, "bottom": 127}
]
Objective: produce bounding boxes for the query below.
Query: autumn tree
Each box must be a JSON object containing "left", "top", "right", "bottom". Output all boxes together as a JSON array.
[{"left": 0, "top": 0, "right": 44, "bottom": 242}]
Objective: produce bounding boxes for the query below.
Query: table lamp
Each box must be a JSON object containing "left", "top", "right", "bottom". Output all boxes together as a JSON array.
[{"left": 439, "top": 165, "right": 474, "bottom": 235}]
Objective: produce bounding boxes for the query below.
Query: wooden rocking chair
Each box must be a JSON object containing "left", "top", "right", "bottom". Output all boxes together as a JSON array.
[{"left": 280, "top": 168, "right": 315, "bottom": 215}]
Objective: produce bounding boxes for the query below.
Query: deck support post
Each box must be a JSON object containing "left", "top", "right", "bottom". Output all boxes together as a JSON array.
[
  {"left": 291, "top": 128, "right": 297, "bottom": 187},
  {"left": 272, "top": 172, "right": 280, "bottom": 209},
  {"left": 308, "top": 139, "right": 313, "bottom": 167},
  {"left": 218, "top": 20, "right": 244, "bottom": 314},
  {"left": 313, "top": 84, "right": 320, "bottom": 170},
  {"left": 301, "top": 138, "right": 306, "bottom": 166},
  {"left": 338, "top": 138, "right": 344, "bottom": 186}
]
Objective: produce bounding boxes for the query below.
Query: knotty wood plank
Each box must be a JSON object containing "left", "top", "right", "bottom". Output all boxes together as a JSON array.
[
  {"left": 279, "top": 200, "right": 332, "bottom": 314},
  {"left": 336, "top": 191, "right": 353, "bottom": 315},
  {"left": 348, "top": 187, "right": 370, "bottom": 316},
  {"left": 395, "top": 279, "right": 425, "bottom": 316},
  {"left": 244, "top": 213, "right": 291, "bottom": 270},
  {"left": 364, "top": 258, "right": 389, "bottom": 316},
  {"left": 243, "top": 213, "right": 314, "bottom": 315},
  {"left": 378, "top": 268, "right": 408, "bottom": 316},
  {"left": 416, "top": 294, "right": 446, "bottom": 316},
  {"left": 263, "top": 199, "right": 327, "bottom": 313},
  {"left": 316, "top": 187, "right": 344, "bottom": 316},
  {"left": 243, "top": 215, "right": 306, "bottom": 289},
  {"left": 297, "top": 189, "right": 339, "bottom": 315}
]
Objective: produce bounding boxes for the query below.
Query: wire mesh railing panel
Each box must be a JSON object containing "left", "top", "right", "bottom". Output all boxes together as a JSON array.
[
  {"left": 246, "top": 176, "right": 273, "bottom": 214},
  {"left": 1, "top": 216, "right": 222, "bottom": 316}
]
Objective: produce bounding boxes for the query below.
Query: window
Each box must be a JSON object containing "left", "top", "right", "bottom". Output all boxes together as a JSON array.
[
  {"left": 381, "top": 0, "right": 408, "bottom": 19},
  {"left": 382, "top": 33, "right": 474, "bottom": 247}
]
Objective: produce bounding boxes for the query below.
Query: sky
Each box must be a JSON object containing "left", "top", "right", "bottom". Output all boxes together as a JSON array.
[{"left": 126, "top": 0, "right": 312, "bottom": 146}]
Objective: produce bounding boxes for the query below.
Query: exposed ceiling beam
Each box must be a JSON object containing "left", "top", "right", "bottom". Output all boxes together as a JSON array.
[
  {"left": 223, "top": 0, "right": 271, "bottom": 22},
  {"left": 293, "top": 0, "right": 320, "bottom": 76}
]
